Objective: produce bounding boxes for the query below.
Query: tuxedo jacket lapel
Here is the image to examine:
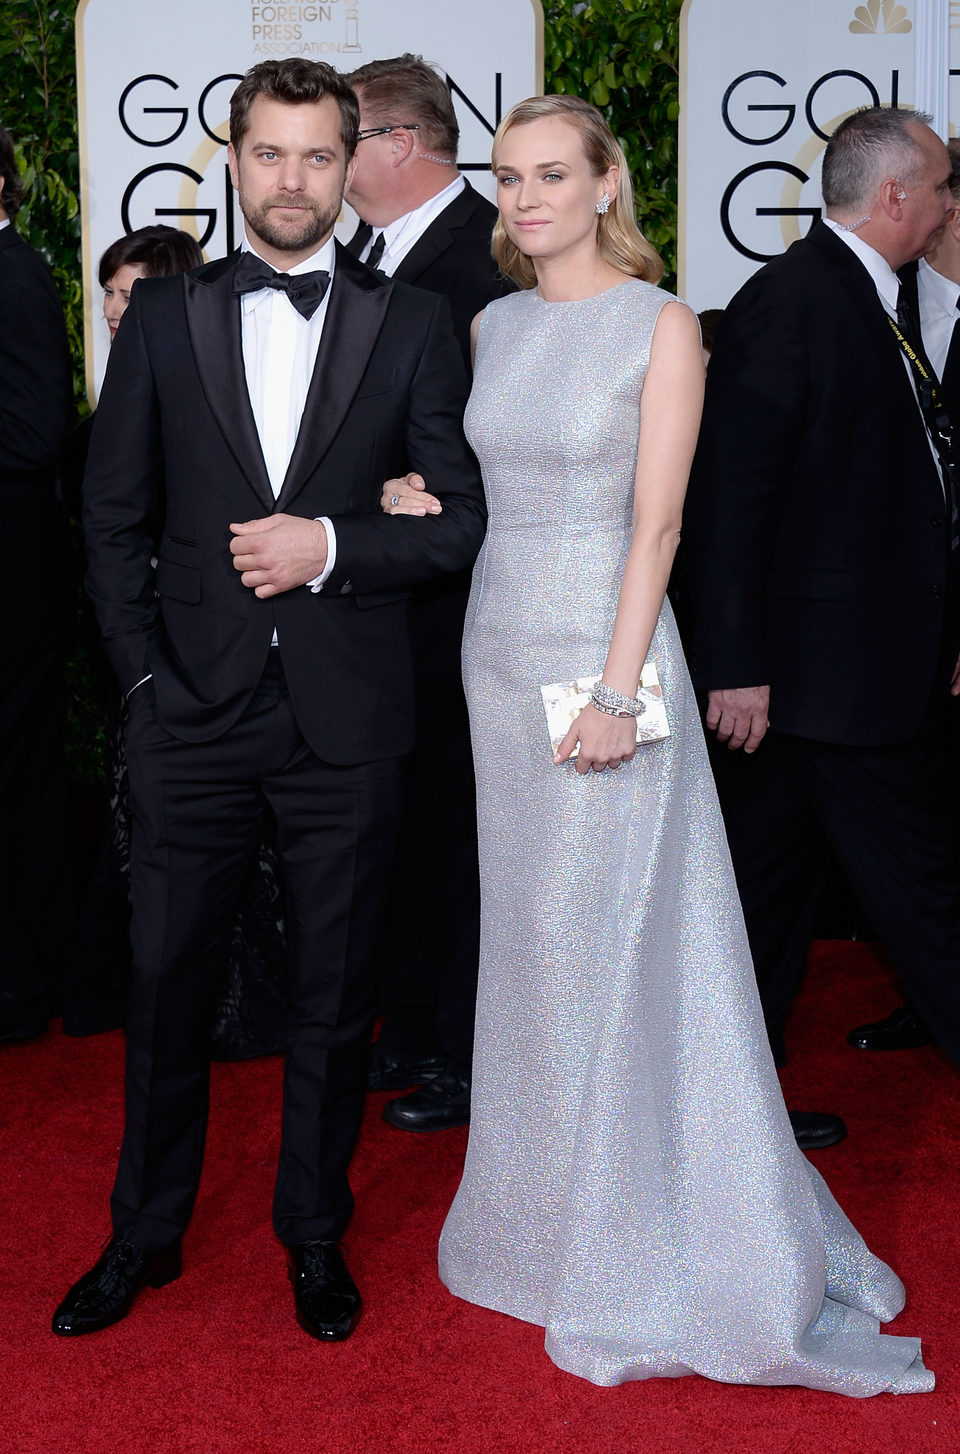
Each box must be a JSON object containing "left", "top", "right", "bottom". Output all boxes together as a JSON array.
[
  {"left": 0, "top": 226, "right": 22, "bottom": 260},
  {"left": 275, "top": 244, "right": 392, "bottom": 512},
  {"left": 808, "top": 223, "right": 916, "bottom": 405},
  {"left": 184, "top": 257, "right": 274, "bottom": 514},
  {"left": 345, "top": 221, "right": 372, "bottom": 258},
  {"left": 809, "top": 226, "right": 946, "bottom": 518},
  {"left": 391, "top": 184, "right": 477, "bottom": 285},
  {"left": 392, "top": 220, "right": 449, "bottom": 283}
]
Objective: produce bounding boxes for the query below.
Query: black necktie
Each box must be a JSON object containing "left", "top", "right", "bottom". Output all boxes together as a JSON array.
[
  {"left": 944, "top": 301, "right": 960, "bottom": 553},
  {"left": 232, "top": 252, "right": 330, "bottom": 320},
  {"left": 365, "top": 231, "right": 387, "bottom": 270},
  {"left": 346, "top": 222, "right": 371, "bottom": 258},
  {"left": 944, "top": 298, "right": 960, "bottom": 397},
  {"left": 896, "top": 288, "right": 925, "bottom": 356},
  {"left": 895, "top": 284, "right": 960, "bottom": 553}
]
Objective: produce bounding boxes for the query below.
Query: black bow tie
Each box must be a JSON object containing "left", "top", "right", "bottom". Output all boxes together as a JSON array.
[{"left": 233, "top": 252, "right": 330, "bottom": 320}]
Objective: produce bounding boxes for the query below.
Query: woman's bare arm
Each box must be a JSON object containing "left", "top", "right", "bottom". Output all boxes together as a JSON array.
[{"left": 556, "top": 301, "right": 705, "bottom": 773}]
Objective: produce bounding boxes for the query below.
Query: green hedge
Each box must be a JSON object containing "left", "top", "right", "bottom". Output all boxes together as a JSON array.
[
  {"left": 0, "top": 2, "right": 84, "bottom": 410},
  {"left": 544, "top": 0, "right": 680, "bottom": 285},
  {"left": 0, "top": 0, "right": 682, "bottom": 780}
]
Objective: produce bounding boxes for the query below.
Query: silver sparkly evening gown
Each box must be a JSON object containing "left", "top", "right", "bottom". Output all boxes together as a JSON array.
[{"left": 437, "top": 281, "right": 932, "bottom": 1396}]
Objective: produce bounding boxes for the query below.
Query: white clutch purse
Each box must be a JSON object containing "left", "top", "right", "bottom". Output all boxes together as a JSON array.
[{"left": 540, "top": 664, "right": 670, "bottom": 760}]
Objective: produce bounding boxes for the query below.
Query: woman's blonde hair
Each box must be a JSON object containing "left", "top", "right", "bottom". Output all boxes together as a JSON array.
[{"left": 490, "top": 95, "right": 664, "bottom": 289}]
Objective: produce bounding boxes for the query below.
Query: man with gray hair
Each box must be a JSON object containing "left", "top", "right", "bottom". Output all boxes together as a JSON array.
[
  {"left": 684, "top": 106, "right": 960, "bottom": 1131},
  {"left": 850, "top": 135, "right": 960, "bottom": 1052}
]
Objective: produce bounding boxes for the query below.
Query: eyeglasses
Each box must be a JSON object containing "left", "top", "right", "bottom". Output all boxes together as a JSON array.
[{"left": 356, "top": 124, "right": 421, "bottom": 142}]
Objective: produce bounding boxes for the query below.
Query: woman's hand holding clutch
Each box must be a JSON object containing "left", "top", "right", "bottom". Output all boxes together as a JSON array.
[
  {"left": 380, "top": 472, "right": 443, "bottom": 516},
  {"left": 554, "top": 703, "right": 638, "bottom": 775}
]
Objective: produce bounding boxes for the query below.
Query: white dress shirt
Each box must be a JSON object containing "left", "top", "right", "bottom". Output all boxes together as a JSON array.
[
  {"left": 917, "top": 254, "right": 960, "bottom": 381},
  {"left": 239, "top": 230, "right": 337, "bottom": 596},
  {"left": 358, "top": 174, "right": 465, "bottom": 276}
]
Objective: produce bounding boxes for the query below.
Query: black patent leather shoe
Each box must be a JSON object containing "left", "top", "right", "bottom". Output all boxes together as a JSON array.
[
  {"left": 846, "top": 1005, "right": 933, "bottom": 1051},
  {"left": 367, "top": 1046, "right": 446, "bottom": 1092},
  {"left": 383, "top": 1068, "right": 470, "bottom": 1132},
  {"left": 52, "top": 1231, "right": 182, "bottom": 1336},
  {"left": 788, "top": 1111, "right": 847, "bottom": 1150},
  {"left": 286, "top": 1241, "right": 361, "bottom": 1341}
]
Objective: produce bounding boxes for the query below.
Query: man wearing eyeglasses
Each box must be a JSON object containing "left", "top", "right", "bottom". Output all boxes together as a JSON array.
[
  {"left": 343, "top": 54, "right": 512, "bottom": 1134},
  {"left": 344, "top": 52, "right": 510, "bottom": 367}
]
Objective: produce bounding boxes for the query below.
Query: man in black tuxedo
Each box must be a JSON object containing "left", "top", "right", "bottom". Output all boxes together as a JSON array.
[
  {"left": 685, "top": 106, "right": 960, "bottom": 1110},
  {"left": 53, "top": 60, "right": 485, "bottom": 1341},
  {"left": 342, "top": 54, "right": 512, "bottom": 1131},
  {"left": 0, "top": 126, "right": 74, "bottom": 1046},
  {"left": 850, "top": 137, "right": 960, "bottom": 1052}
]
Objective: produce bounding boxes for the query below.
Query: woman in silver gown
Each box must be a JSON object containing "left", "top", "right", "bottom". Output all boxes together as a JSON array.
[{"left": 383, "top": 95, "right": 931, "bottom": 1397}]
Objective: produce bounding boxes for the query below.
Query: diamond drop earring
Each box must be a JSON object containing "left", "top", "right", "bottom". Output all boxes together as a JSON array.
[{"left": 596, "top": 194, "right": 611, "bottom": 216}]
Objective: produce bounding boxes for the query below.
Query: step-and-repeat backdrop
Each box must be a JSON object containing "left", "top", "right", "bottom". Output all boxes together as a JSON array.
[
  {"left": 82, "top": 1, "right": 956, "bottom": 379},
  {"left": 76, "top": 0, "right": 543, "bottom": 399},
  {"left": 679, "top": 0, "right": 959, "bottom": 309}
]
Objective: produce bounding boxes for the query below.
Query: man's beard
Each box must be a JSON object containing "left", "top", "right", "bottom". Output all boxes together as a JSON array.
[{"left": 240, "top": 191, "right": 341, "bottom": 256}]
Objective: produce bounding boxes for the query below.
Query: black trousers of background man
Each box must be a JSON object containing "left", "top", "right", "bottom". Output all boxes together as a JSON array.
[
  {"left": 111, "top": 654, "right": 408, "bottom": 1251},
  {"left": 374, "top": 579, "right": 480, "bottom": 1076},
  {"left": 707, "top": 710, "right": 960, "bottom": 1066}
]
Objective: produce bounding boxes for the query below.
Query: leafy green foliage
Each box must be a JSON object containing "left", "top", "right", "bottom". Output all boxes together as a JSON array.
[
  {"left": 543, "top": 0, "right": 681, "bottom": 288},
  {"left": 0, "top": 1, "right": 84, "bottom": 409}
]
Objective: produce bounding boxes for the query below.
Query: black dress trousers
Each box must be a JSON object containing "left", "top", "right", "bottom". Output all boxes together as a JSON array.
[{"left": 111, "top": 654, "right": 409, "bottom": 1250}]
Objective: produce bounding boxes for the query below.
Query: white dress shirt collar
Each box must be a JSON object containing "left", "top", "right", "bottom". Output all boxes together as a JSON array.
[
  {"left": 364, "top": 174, "right": 466, "bottom": 275},
  {"left": 916, "top": 255, "right": 960, "bottom": 382},
  {"left": 919, "top": 253, "right": 960, "bottom": 314}
]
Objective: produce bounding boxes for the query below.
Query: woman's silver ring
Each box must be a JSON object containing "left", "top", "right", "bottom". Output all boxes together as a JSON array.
[{"left": 390, "top": 493, "right": 400, "bottom": 507}]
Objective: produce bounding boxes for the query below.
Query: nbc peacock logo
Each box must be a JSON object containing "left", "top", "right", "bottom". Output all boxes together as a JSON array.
[{"left": 849, "top": 0, "right": 912, "bottom": 33}]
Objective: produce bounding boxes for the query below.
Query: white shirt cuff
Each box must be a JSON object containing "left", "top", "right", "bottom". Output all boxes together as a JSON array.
[{"left": 308, "top": 517, "right": 336, "bottom": 592}]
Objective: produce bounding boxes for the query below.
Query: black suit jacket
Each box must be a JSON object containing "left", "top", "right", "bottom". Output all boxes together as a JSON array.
[
  {"left": 349, "top": 180, "right": 512, "bottom": 670},
  {"left": 82, "top": 243, "right": 486, "bottom": 765},
  {"left": 0, "top": 225, "right": 73, "bottom": 656},
  {"left": 349, "top": 180, "right": 513, "bottom": 367},
  {"left": 685, "top": 221, "right": 956, "bottom": 747}
]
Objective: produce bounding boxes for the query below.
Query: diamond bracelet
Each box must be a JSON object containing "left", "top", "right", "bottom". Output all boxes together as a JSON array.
[{"left": 590, "top": 681, "right": 645, "bottom": 718}]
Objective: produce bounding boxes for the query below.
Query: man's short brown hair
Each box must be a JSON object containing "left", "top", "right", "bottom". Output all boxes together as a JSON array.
[
  {"left": 345, "top": 54, "right": 458, "bottom": 158},
  {"left": 229, "top": 59, "right": 359, "bottom": 159}
]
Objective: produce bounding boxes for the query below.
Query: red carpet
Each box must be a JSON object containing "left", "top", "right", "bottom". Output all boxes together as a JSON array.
[{"left": 2, "top": 942, "right": 957, "bottom": 1454}]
